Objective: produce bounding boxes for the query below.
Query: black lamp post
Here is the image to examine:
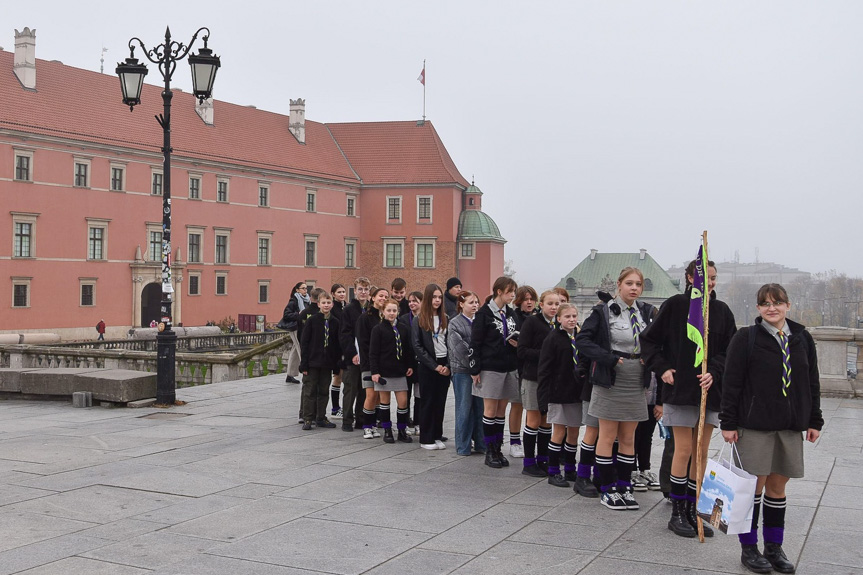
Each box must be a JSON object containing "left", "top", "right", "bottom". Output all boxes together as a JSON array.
[{"left": 116, "top": 27, "right": 220, "bottom": 404}]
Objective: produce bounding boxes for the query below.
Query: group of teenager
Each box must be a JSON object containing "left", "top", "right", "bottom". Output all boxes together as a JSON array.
[{"left": 281, "top": 263, "right": 822, "bottom": 574}]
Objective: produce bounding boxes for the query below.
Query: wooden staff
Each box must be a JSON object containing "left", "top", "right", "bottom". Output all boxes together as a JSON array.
[{"left": 695, "top": 230, "right": 710, "bottom": 542}]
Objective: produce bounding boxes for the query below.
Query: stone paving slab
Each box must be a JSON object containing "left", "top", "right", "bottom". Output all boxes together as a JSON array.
[{"left": 0, "top": 374, "right": 861, "bottom": 574}]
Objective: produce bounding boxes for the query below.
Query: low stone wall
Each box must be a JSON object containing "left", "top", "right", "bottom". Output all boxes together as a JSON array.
[
  {"left": 0, "top": 368, "right": 156, "bottom": 403},
  {"left": 808, "top": 327, "right": 862, "bottom": 398}
]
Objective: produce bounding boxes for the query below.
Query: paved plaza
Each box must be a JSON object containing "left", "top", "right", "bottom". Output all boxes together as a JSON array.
[{"left": 0, "top": 374, "right": 860, "bottom": 575}]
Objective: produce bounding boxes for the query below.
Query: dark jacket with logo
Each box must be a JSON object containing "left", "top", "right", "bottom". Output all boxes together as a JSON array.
[
  {"left": 469, "top": 303, "right": 518, "bottom": 375},
  {"left": 720, "top": 317, "right": 823, "bottom": 432},
  {"left": 537, "top": 328, "right": 586, "bottom": 410},
  {"left": 370, "top": 320, "right": 415, "bottom": 378}
]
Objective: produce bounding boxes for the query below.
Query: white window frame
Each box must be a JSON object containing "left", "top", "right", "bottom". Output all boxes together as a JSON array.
[
  {"left": 188, "top": 174, "right": 202, "bottom": 200},
  {"left": 414, "top": 238, "right": 436, "bottom": 269},
  {"left": 306, "top": 188, "right": 317, "bottom": 212},
  {"left": 214, "top": 227, "right": 232, "bottom": 264},
  {"left": 215, "top": 271, "right": 228, "bottom": 296},
  {"left": 386, "top": 195, "right": 402, "bottom": 223},
  {"left": 417, "top": 195, "right": 433, "bottom": 223},
  {"left": 186, "top": 226, "right": 205, "bottom": 264},
  {"left": 73, "top": 158, "right": 91, "bottom": 188},
  {"left": 258, "top": 280, "right": 270, "bottom": 304},
  {"left": 304, "top": 234, "right": 318, "bottom": 267},
  {"left": 86, "top": 218, "right": 110, "bottom": 261},
  {"left": 79, "top": 277, "right": 97, "bottom": 307},
  {"left": 187, "top": 270, "right": 202, "bottom": 296},
  {"left": 14, "top": 149, "right": 34, "bottom": 182},
  {"left": 145, "top": 223, "right": 163, "bottom": 262},
  {"left": 11, "top": 276, "right": 32, "bottom": 308},
  {"left": 109, "top": 163, "right": 125, "bottom": 192},
  {"left": 11, "top": 212, "right": 38, "bottom": 259},
  {"left": 151, "top": 169, "right": 163, "bottom": 196},
  {"left": 217, "top": 177, "right": 230, "bottom": 203},
  {"left": 383, "top": 237, "right": 405, "bottom": 268},
  {"left": 460, "top": 242, "right": 476, "bottom": 260},
  {"left": 257, "top": 231, "right": 274, "bottom": 266},
  {"left": 346, "top": 195, "right": 357, "bottom": 217},
  {"left": 344, "top": 238, "right": 357, "bottom": 268},
  {"left": 258, "top": 182, "right": 270, "bottom": 207}
]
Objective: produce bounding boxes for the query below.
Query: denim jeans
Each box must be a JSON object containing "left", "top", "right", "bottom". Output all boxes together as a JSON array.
[{"left": 452, "top": 372, "right": 485, "bottom": 455}]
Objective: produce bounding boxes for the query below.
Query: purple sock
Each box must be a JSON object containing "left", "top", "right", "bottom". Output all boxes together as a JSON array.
[
  {"left": 548, "top": 465, "right": 561, "bottom": 476},
  {"left": 738, "top": 529, "right": 758, "bottom": 546},
  {"left": 564, "top": 463, "right": 576, "bottom": 473},
  {"left": 523, "top": 457, "right": 536, "bottom": 467},
  {"left": 763, "top": 526, "right": 784, "bottom": 545},
  {"left": 537, "top": 455, "right": 549, "bottom": 464},
  {"left": 577, "top": 463, "right": 591, "bottom": 478}
]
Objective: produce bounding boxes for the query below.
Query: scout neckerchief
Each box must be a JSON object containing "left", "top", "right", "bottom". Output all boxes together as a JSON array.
[
  {"left": 778, "top": 329, "right": 791, "bottom": 396},
  {"left": 628, "top": 306, "right": 641, "bottom": 353}
]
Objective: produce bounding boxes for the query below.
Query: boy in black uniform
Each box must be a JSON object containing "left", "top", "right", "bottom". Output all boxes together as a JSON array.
[
  {"left": 339, "top": 277, "right": 371, "bottom": 432},
  {"left": 300, "top": 292, "right": 341, "bottom": 430}
]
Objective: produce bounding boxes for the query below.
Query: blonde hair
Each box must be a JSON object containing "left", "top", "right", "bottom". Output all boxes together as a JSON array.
[{"left": 557, "top": 302, "right": 578, "bottom": 318}]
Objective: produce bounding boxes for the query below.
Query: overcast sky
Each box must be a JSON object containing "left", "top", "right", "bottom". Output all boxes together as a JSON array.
[{"left": 5, "top": 1, "right": 862, "bottom": 290}]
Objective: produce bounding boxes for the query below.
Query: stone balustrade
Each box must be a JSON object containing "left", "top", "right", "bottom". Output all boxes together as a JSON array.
[{"left": 807, "top": 327, "right": 862, "bottom": 398}]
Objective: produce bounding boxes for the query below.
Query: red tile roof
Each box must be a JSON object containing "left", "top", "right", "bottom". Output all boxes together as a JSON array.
[
  {"left": 1, "top": 52, "right": 469, "bottom": 188},
  {"left": 327, "top": 121, "right": 470, "bottom": 187}
]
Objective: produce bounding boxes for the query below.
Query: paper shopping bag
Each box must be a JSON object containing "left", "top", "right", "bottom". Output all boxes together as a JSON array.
[{"left": 696, "top": 443, "right": 757, "bottom": 535}]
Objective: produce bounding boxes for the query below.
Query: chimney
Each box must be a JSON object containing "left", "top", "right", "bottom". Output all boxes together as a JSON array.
[
  {"left": 14, "top": 27, "right": 36, "bottom": 90},
  {"left": 195, "top": 97, "right": 214, "bottom": 126},
  {"left": 289, "top": 98, "right": 306, "bottom": 144},
  {"left": 590, "top": 249, "right": 598, "bottom": 260},
  {"left": 639, "top": 248, "right": 647, "bottom": 260}
]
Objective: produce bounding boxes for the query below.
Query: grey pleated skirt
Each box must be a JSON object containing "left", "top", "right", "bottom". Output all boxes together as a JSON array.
[
  {"left": 663, "top": 403, "right": 719, "bottom": 428},
  {"left": 472, "top": 370, "right": 519, "bottom": 400},
  {"left": 582, "top": 402, "right": 599, "bottom": 428},
  {"left": 375, "top": 376, "right": 408, "bottom": 392},
  {"left": 548, "top": 402, "right": 583, "bottom": 427},
  {"left": 588, "top": 358, "right": 647, "bottom": 422}
]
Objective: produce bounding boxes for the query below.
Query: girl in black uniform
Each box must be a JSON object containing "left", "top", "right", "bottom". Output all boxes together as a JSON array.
[
  {"left": 329, "top": 283, "right": 347, "bottom": 420},
  {"left": 357, "top": 287, "right": 389, "bottom": 440},
  {"left": 411, "top": 284, "right": 451, "bottom": 450},
  {"left": 720, "top": 284, "right": 822, "bottom": 574},
  {"left": 370, "top": 299, "right": 414, "bottom": 443},
  {"left": 508, "top": 285, "right": 538, "bottom": 459}
]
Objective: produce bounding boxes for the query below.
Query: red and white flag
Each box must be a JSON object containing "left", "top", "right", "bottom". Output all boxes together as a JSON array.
[{"left": 417, "top": 65, "right": 425, "bottom": 86}]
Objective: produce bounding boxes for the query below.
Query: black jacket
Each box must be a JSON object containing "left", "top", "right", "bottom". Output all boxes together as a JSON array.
[
  {"left": 398, "top": 298, "right": 410, "bottom": 318},
  {"left": 299, "top": 313, "right": 341, "bottom": 372},
  {"left": 513, "top": 307, "right": 535, "bottom": 330},
  {"left": 400, "top": 311, "right": 420, "bottom": 382},
  {"left": 297, "top": 302, "right": 319, "bottom": 341},
  {"left": 575, "top": 299, "right": 657, "bottom": 389},
  {"left": 640, "top": 290, "right": 737, "bottom": 411},
  {"left": 720, "top": 318, "right": 823, "bottom": 432},
  {"left": 339, "top": 299, "right": 365, "bottom": 363},
  {"left": 370, "top": 320, "right": 415, "bottom": 377},
  {"left": 469, "top": 303, "right": 518, "bottom": 375},
  {"left": 356, "top": 308, "right": 383, "bottom": 372},
  {"left": 281, "top": 293, "right": 309, "bottom": 332},
  {"left": 331, "top": 300, "right": 345, "bottom": 323},
  {"left": 444, "top": 291, "right": 459, "bottom": 319},
  {"left": 517, "top": 313, "right": 557, "bottom": 382},
  {"left": 411, "top": 317, "right": 450, "bottom": 371},
  {"left": 537, "top": 328, "right": 586, "bottom": 409}
]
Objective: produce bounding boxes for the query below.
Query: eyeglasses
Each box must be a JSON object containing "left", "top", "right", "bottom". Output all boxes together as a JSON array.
[
  {"left": 299, "top": 286, "right": 307, "bottom": 290},
  {"left": 757, "top": 301, "right": 787, "bottom": 309}
]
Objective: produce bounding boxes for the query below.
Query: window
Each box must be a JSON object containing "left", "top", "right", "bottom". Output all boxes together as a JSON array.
[
  {"left": 417, "top": 196, "right": 432, "bottom": 221},
  {"left": 387, "top": 196, "right": 401, "bottom": 221},
  {"left": 12, "top": 278, "right": 31, "bottom": 308},
  {"left": 258, "top": 236, "right": 271, "bottom": 266},
  {"left": 187, "top": 232, "right": 202, "bottom": 263},
  {"left": 88, "top": 224, "right": 106, "bottom": 260},
  {"left": 14, "top": 151, "right": 32, "bottom": 182},
  {"left": 384, "top": 239, "right": 404, "bottom": 268},
  {"left": 149, "top": 230, "right": 162, "bottom": 262},
  {"left": 259, "top": 281, "right": 270, "bottom": 304},
  {"left": 13, "top": 222, "right": 32, "bottom": 258},
  {"left": 215, "top": 273, "right": 227, "bottom": 295},
  {"left": 259, "top": 184, "right": 269, "bottom": 207},
  {"left": 460, "top": 242, "right": 475, "bottom": 259},
  {"left": 415, "top": 241, "right": 435, "bottom": 268},
  {"left": 305, "top": 238, "right": 317, "bottom": 267},
  {"left": 217, "top": 179, "right": 229, "bottom": 202},
  {"left": 345, "top": 240, "right": 356, "bottom": 268},
  {"left": 215, "top": 234, "right": 228, "bottom": 264},
  {"left": 188, "top": 272, "right": 201, "bottom": 296},
  {"left": 306, "top": 189, "right": 316, "bottom": 212},
  {"left": 74, "top": 160, "right": 90, "bottom": 187},
  {"left": 110, "top": 166, "right": 124, "bottom": 191},
  {"left": 80, "top": 280, "right": 95, "bottom": 307},
  {"left": 151, "top": 171, "right": 163, "bottom": 195},
  {"left": 346, "top": 196, "right": 356, "bottom": 216},
  {"left": 189, "top": 175, "right": 201, "bottom": 199}
]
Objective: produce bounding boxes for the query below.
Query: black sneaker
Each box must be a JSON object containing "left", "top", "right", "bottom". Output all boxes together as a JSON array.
[
  {"left": 619, "top": 487, "right": 640, "bottom": 510},
  {"left": 342, "top": 423, "right": 354, "bottom": 432},
  {"left": 600, "top": 488, "right": 627, "bottom": 510},
  {"left": 285, "top": 376, "right": 300, "bottom": 383},
  {"left": 315, "top": 419, "right": 337, "bottom": 429},
  {"left": 521, "top": 464, "right": 546, "bottom": 478},
  {"left": 301, "top": 420, "right": 313, "bottom": 431},
  {"left": 573, "top": 476, "right": 599, "bottom": 498},
  {"left": 548, "top": 474, "right": 570, "bottom": 488}
]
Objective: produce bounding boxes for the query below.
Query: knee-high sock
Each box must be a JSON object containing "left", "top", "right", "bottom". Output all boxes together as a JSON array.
[
  {"left": 495, "top": 417, "right": 507, "bottom": 444},
  {"left": 612, "top": 439, "right": 619, "bottom": 464},
  {"left": 616, "top": 452, "right": 636, "bottom": 489},
  {"left": 376, "top": 403, "right": 382, "bottom": 425},
  {"left": 670, "top": 474, "right": 688, "bottom": 501},
  {"left": 564, "top": 442, "right": 578, "bottom": 473},
  {"left": 762, "top": 496, "right": 786, "bottom": 545},
  {"left": 595, "top": 454, "right": 615, "bottom": 492},
  {"left": 330, "top": 384, "right": 341, "bottom": 411},
  {"left": 362, "top": 408, "right": 375, "bottom": 430},
  {"left": 738, "top": 494, "right": 763, "bottom": 546},
  {"left": 483, "top": 417, "right": 497, "bottom": 447},
  {"left": 547, "top": 441, "right": 563, "bottom": 476},
  {"left": 378, "top": 403, "right": 391, "bottom": 429},
  {"left": 510, "top": 431, "right": 521, "bottom": 446},
  {"left": 537, "top": 426, "right": 552, "bottom": 464},
  {"left": 396, "top": 407, "right": 409, "bottom": 430},
  {"left": 523, "top": 425, "right": 538, "bottom": 466},
  {"left": 578, "top": 440, "right": 595, "bottom": 478}
]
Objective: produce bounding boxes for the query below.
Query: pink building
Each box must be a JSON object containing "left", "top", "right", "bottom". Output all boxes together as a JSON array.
[{"left": 0, "top": 28, "right": 505, "bottom": 339}]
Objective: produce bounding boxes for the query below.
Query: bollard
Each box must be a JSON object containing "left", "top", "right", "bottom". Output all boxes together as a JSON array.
[{"left": 72, "top": 391, "right": 93, "bottom": 408}]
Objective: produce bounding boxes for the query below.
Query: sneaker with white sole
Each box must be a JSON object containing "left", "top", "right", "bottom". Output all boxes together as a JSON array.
[
  {"left": 434, "top": 439, "right": 446, "bottom": 450},
  {"left": 420, "top": 443, "right": 438, "bottom": 450},
  {"left": 631, "top": 471, "right": 649, "bottom": 492},
  {"left": 620, "top": 487, "right": 640, "bottom": 510},
  {"left": 600, "top": 488, "right": 628, "bottom": 510},
  {"left": 372, "top": 428, "right": 381, "bottom": 438},
  {"left": 642, "top": 470, "right": 661, "bottom": 490},
  {"left": 509, "top": 443, "right": 525, "bottom": 458},
  {"left": 330, "top": 408, "right": 343, "bottom": 419},
  {"left": 363, "top": 428, "right": 374, "bottom": 439}
]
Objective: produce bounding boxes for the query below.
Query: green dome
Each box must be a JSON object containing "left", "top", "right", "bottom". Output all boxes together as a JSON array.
[
  {"left": 465, "top": 183, "right": 483, "bottom": 196},
  {"left": 458, "top": 210, "right": 505, "bottom": 243}
]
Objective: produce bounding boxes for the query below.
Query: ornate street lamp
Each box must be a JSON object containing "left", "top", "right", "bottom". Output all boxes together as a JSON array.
[{"left": 116, "top": 27, "right": 220, "bottom": 405}]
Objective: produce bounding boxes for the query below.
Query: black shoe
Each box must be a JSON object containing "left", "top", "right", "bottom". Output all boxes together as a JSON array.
[
  {"left": 285, "top": 376, "right": 300, "bottom": 383},
  {"left": 302, "top": 420, "right": 313, "bottom": 431},
  {"left": 383, "top": 428, "right": 395, "bottom": 443},
  {"left": 521, "top": 464, "right": 546, "bottom": 478},
  {"left": 685, "top": 499, "right": 713, "bottom": 537},
  {"left": 494, "top": 442, "right": 509, "bottom": 467},
  {"left": 564, "top": 470, "right": 577, "bottom": 482},
  {"left": 397, "top": 429, "right": 413, "bottom": 443},
  {"left": 548, "top": 473, "right": 570, "bottom": 488},
  {"left": 354, "top": 421, "right": 363, "bottom": 430},
  {"left": 741, "top": 545, "right": 774, "bottom": 574},
  {"left": 342, "top": 423, "right": 354, "bottom": 432},
  {"left": 438, "top": 436, "right": 448, "bottom": 442},
  {"left": 763, "top": 543, "right": 795, "bottom": 574},
  {"left": 537, "top": 460, "right": 549, "bottom": 474},
  {"left": 315, "top": 419, "right": 336, "bottom": 429},
  {"left": 573, "top": 476, "right": 599, "bottom": 498},
  {"left": 485, "top": 449, "right": 502, "bottom": 469},
  {"left": 668, "top": 498, "right": 697, "bottom": 538}
]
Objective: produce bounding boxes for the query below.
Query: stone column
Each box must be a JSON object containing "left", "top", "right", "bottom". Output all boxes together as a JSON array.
[{"left": 809, "top": 326, "right": 855, "bottom": 398}]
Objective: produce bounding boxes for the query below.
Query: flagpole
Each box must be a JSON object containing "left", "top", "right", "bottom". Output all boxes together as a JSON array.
[
  {"left": 695, "top": 229, "right": 710, "bottom": 542},
  {"left": 422, "top": 59, "right": 426, "bottom": 121}
]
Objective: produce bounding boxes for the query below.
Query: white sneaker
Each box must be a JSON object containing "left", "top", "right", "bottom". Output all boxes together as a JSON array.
[
  {"left": 434, "top": 440, "right": 446, "bottom": 450},
  {"left": 412, "top": 426, "right": 420, "bottom": 436},
  {"left": 642, "top": 470, "right": 661, "bottom": 490},
  {"left": 330, "top": 408, "right": 343, "bottom": 419},
  {"left": 363, "top": 428, "right": 374, "bottom": 439},
  {"left": 509, "top": 443, "right": 525, "bottom": 458},
  {"left": 372, "top": 428, "right": 381, "bottom": 438},
  {"left": 421, "top": 443, "right": 438, "bottom": 450},
  {"left": 631, "top": 471, "right": 649, "bottom": 492}
]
